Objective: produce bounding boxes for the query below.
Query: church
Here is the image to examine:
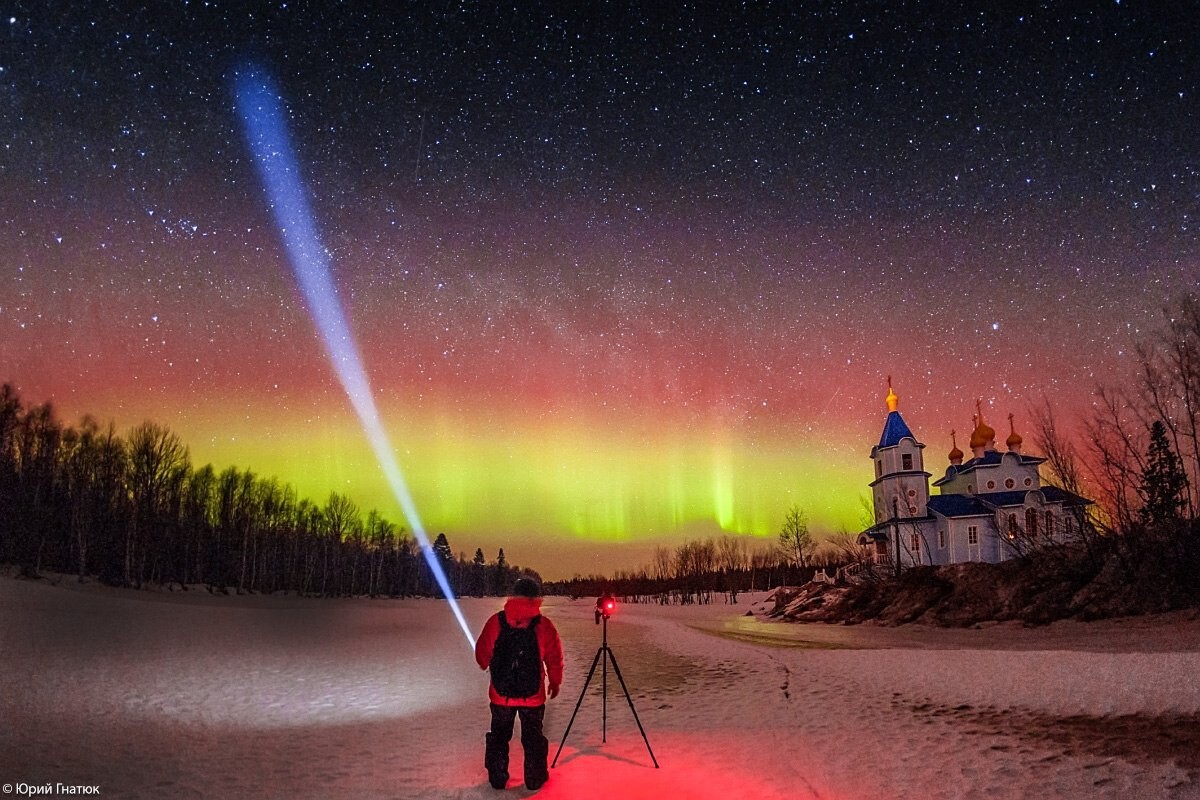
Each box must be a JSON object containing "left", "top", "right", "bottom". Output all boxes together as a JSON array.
[{"left": 857, "top": 382, "right": 1091, "bottom": 568}]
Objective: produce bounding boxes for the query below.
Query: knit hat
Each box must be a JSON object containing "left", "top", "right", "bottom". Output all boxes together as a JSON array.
[{"left": 511, "top": 577, "right": 542, "bottom": 598}]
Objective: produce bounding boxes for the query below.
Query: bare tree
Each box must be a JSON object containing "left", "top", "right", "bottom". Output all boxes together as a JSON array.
[
  {"left": 1029, "top": 397, "right": 1103, "bottom": 563},
  {"left": 778, "top": 504, "right": 814, "bottom": 572},
  {"left": 694, "top": 537, "right": 718, "bottom": 603},
  {"left": 181, "top": 465, "right": 216, "bottom": 586},
  {"left": 671, "top": 540, "right": 694, "bottom": 603},
  {"left": 826, "top": 528, "right": 871, "bottom": 565},
  {"left": 63, "top": 417, "right": 126, "bottom": 581},
  {"left": 650, "top": 545, "right": 673, "bottom": 583},
  {"left": 0, "top": 386, "right": 21, "bottom": 553},
  {"left": 857, "top": 493, "right": 876, "bottom": 530},
  {"left": 322, "top": 492, "right": 360, "bottom": 595},
  {"left": 1082, "top": 387, "right": 1149, "bottom": 533},
  {"left": 748, "top": 541, "right": 779, "bottom": 590},
  {"left": 717, "top": 534, "right": 747, "bottom": 602},
  {"left": 126, "top": 422, "right": 188, "bottom": 587}
]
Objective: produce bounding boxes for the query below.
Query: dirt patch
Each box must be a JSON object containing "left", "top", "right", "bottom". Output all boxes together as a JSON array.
[
  {"left": 909, "top": 700, "right": 1200, "bottom": 773},
  {"left": 698, "top": 625, "right": 859, "bottom": 649}
]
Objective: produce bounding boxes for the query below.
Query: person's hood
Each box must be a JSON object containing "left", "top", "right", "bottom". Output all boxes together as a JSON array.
[{"left": 503, "top": 595, "right": 543, "bottom": 626}]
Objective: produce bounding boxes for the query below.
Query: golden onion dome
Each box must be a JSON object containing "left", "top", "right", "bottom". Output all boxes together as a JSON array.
[
  {"left": 885, "top": 376, "right": 899, "bottom": 412},
  {"left": 948, "top": 429, "right": 964, "bottom": 462},
  {"left": 969, "top": 402, "right": 995, "bottom": 449},
  {"left": 1006, "top": 413, "right": 1023, "bottom": 449}
]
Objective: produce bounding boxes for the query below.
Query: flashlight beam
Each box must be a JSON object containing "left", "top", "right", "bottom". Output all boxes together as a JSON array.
[{"left": 234, "top": 64, "right": 474, "bottom": 648}]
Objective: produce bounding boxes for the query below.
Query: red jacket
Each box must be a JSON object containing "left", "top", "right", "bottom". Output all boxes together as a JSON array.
[{"left": 475, "top": 596, "right": 564, "bottom": 707}]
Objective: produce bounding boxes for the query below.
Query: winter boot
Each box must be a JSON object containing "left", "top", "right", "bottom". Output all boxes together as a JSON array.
[
  {"left": 520, "top": 708, "right": 549, "bottom": 790},
  {"left": 485, "top": 731, "right": 509, "bottom": 789}
]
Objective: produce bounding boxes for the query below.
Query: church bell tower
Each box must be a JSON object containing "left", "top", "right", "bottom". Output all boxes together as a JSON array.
[{"left": 869, "top": 379, "right": 931, "bottom": 523}]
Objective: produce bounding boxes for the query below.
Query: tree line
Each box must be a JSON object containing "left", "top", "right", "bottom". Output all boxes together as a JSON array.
[
  {"left": 543, "top": 518, "right": 848, "bottom": 605},
  {"left": 0, "top": 386, "right": 535, "bottom": 597}
]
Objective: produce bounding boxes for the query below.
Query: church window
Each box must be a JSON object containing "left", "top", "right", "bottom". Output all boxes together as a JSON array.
[
  {"left": 910, "top": 533, "right": 921, "bottom": 551},
  {"left": 1005, "top": 478, "right": 1015, "bottom": 489},
  {"left": 1025, "top": 508, "right": 1038, "bottom": 536},
  {"left": 902, "top": 454, "right": 913, "bottom": 470},
  {"left": 1007, "top": 514, "right": 1018, "bottom": 537},
  {"left": 967, "top": 526, "right": 979, "bottom": 545},
  {"left": 907, "top": 489, "right": 916, "bottom": 497},
  {"left": 875, "top": 460, "right": 882, "bottom": 478},
  {"left": 908, "top": 505, "right": 917, "bottom": 515},
  {"left": 967, "top": 484, "right": 974, "bottom": 494},
  {"left": 986, "top": 480, "right": 996, "bottom": 490},
  {"left": 1045, "top": 511, "right": 1054, "bottom": 537},
  {"left": 937, "top": 530, "right": 946, "bottom": 548},
  {"left": 1024, "top": 477, "right": 1033, "bottom": 487}
]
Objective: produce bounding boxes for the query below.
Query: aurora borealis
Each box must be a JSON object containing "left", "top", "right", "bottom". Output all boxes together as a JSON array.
[{"left": 2, "top": 3, "right": 1198, "bottom": 578}]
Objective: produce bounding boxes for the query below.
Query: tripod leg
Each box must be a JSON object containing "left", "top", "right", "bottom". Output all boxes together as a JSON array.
[
  {"left": 602, "top": 645, "right": 608, "bottom": 743},
  {"left": 551, "top": 646, "right": 604, "bottom": 768},
  {"left": 605, "top": 647, "right": 660, "bottom": 768}
]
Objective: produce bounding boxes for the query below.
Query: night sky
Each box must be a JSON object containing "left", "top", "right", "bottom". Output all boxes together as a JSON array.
[{"left": 2, "top": 2, "right": 1197, "bottom": 578}]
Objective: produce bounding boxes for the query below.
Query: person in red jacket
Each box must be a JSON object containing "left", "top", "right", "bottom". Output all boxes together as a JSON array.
[{"left": 475, "top": 577, "right": 564, "bottom": 791}]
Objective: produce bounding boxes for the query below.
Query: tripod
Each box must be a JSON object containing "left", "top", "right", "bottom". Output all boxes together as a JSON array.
[{"left": 551, "top": 612, "right": 659, "bottom": 768}]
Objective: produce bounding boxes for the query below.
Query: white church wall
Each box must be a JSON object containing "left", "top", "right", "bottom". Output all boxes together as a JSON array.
[{"left": 976, "top": 454, "right": 1040, "bottom": 494}]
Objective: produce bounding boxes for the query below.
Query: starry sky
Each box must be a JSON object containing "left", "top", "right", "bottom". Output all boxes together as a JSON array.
[{"left": 2, "top": 2, "right": 1197, "bottom": 579}]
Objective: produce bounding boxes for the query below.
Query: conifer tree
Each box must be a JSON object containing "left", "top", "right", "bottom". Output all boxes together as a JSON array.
[
  {"left": 1140, "top": 420, "right": 1189, "bottom": 527},
  {"left": 471, "top": 548, "right": 487, "bottom": 596},
  {"left": 490, "top": 548, "right": 508, "bottom": 595},
  {"left": 432, "top": 532, "right": 454, "bottom": 565}
]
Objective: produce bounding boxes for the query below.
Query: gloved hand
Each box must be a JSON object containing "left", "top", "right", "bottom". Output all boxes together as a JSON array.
[{"left": 548, "top": 684, "right": 560, "bottom": 699}]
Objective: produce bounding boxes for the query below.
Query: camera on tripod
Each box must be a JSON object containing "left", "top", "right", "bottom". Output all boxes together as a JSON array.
[
  {"left": 555, "top": 590, "right": 658, "bottom": 769},
  {"left": 595, "top": 592, "right": 616, "bottom": 623}
]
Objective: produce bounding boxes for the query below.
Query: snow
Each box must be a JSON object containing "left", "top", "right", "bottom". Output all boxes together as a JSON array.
[{"left": 3, "top": 577, "right": 1200, "bottom": 799}]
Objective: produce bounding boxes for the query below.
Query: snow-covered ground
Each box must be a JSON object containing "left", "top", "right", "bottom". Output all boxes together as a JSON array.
[{"left": 3, "top": 577, "right": 1200, "bottom": 799}]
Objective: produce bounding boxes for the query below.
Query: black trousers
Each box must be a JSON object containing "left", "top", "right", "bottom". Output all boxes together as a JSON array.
[{"left": 485, "top": 703, "right": 548, "bottom": 787}]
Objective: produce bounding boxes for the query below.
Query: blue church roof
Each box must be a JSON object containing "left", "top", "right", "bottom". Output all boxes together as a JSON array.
[
  {"left": 878, "top": 411, "right": 916, "bottom": 448},
  {"left": 932, "top": 450, "right": 1048, "bottom": 486},
  {"left": 926, "top": 494, "right": 993, "bottom": 518},
  {"left": 926, "top": 486, "right": 1093, "bottom": 520}
]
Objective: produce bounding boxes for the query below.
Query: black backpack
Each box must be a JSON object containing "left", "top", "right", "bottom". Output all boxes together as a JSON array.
[{"left": 490, "top": 611, "right": 543, "bottom": 698}]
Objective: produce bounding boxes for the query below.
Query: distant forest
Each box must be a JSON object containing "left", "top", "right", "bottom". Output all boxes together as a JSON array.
[
  {"left": 0, "top": 384, "right": 535, "bottom": 597},
  {"left": 543, "top": 526, "right": 843, "bottom": 606}
]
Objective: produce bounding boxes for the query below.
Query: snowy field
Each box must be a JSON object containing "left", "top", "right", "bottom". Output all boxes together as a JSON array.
[{"left": 3, "top": 577, "right": 1200, "bottom": 799}]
